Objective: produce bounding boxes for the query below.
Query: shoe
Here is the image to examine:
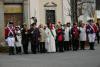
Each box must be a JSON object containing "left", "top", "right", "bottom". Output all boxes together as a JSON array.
[{"left": 89, "top": 49, "right": 95, "bottom": 50}]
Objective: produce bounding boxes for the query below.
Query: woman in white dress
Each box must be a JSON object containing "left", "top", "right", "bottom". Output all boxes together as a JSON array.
[
  {"left": 15, "top": 26, "right": 22, "bottom": 54},
  {"left": 64, "top": 23, "right": 71, "bottom": 51},
  {"left": 45, "top": 23, "right": 56, "bottom": 52},
  {"left": 79, "top": 23, "right": 87, "bottom": 50}
]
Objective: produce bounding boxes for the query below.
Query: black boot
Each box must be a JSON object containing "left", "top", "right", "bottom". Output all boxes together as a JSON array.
[
  {"left": 16, "top": 47, "right": 18, "bottom": 54},
  {"left": 91, "top": 42, "right": 95, "bottom": 50},
  {"left": 89, "top": 42, "right": 95, "bottom": 50},
  {"left": 18, "top": 47, "right": 22, "bottom": 54},
  {"left": 9, "top": 47, "right": 12, "bottom": 55},
  {"left": 11, "top": 47, "right": 15, "bottom": 55}
]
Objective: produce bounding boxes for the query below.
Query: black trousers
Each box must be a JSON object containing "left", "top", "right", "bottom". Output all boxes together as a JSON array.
[
  {"left": 72, "top": 39, "right": 79, "bottom": 51},
  {"left": 96, "top": 33, "right": 100, "bottom": 44},
  {"left": 31, "top": 41, "right": 39, "bottom": 54},
  {"left": 9, "top": 47, "right": 15, "bottom": 55},
  {"left": 89, "top": 42, "right": 95, "bottom": 50},
  {"left": 31, "top": 41, "right": 36, "bottom": 54},
  {"left": 80, "top": 41, "right": 85, "bottom": 50},
  {"left": 22, "top": 41, "right": 29, "bottom": 54},
  {"left": 64, "top": 41, "right": 71, "bottom": 51},
  {"left": 56, "top": 39, "right": 59, "bottom": 52},
  {"left": 16, "top": 47, "right": 22, "bottom": 54},
  {"left": 58, "top": 41, "right": 64, "bottom": 52},
  {"left": 40, "top": 42, "right": 46, "bottom": 53}
]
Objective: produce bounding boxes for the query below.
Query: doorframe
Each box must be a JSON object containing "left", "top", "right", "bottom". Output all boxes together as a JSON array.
[
  {"left": 44, "top": 2, "right": 57, "bottom": 24},
  {"left": 45, "top": 7, "right": 56, "bottom": 24},
  {"left": 45, "top": 10, "right": 56, "bottom": 24}
]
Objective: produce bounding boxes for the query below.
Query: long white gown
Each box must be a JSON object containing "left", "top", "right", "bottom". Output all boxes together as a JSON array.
[
  {"left": 45, "top": 27, "right": 56, "bottom": 52},
  {"left": 64, "top": 27, "right": 71, "bottom": 41},
  {"left": 79, "top": 27, "right": 87, "bottom": 41},
  {"left": 15, "top": 30, "right": 22, "bottom": 47}
]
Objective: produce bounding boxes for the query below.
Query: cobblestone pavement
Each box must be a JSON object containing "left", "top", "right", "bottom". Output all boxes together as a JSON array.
[{"left": 0, "top": 44, "right": 100, "bottom": 67}]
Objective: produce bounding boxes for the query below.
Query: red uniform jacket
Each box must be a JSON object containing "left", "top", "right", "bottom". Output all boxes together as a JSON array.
[
  {"left": 93, "top": 24, "right": 98, "bottom": 33},
  {"left": 5, "top": 27, "right": 15, "bottom": 39}
]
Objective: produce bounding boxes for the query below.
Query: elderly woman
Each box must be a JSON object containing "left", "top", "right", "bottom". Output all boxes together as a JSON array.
[
  {"left": 39, "top": 24, "right": 47, "bottom": 53},
  {"left": 64, "top": 23, "right": 71, "bottom": 51},
  {"left": 56, "top": 24, "right": 64, "bottom": 52},
  {"left": 79, "top": 23, "right": 86, "bottom": 50}
]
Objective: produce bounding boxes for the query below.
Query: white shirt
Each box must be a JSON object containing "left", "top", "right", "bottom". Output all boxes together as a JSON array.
[
  {"left": 64, "top": 27, "right": 71, "bottom": 41},
  {"left": 79, "top": 27, "right": 86, "bottom": 41}
]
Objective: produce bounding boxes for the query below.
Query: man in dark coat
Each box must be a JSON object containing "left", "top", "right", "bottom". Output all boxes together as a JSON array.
[
  {"left": 21, "top": 24, "right": 29, "bottom": 54},
  {"left": 29, "top": 23, "right": 40, "bottom": 54}
]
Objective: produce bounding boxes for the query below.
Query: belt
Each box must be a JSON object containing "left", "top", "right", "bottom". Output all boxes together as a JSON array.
[{"left": 8, "top": 36, "right": 14, "bottom": 38}]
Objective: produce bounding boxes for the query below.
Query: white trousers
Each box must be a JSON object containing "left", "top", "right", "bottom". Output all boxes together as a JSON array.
[
  {"left": 6, "top": 37, "right": 15, "bottom": 47},
  {"left": 88, "top": 33, "right": 96, "bottom": 43}
]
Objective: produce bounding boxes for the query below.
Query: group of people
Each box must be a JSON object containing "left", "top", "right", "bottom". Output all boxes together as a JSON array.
[{"left": 5, "top": 19, "right": 100, "bottom": 55}]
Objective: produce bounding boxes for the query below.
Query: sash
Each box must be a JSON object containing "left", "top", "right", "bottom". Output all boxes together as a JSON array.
[
  {"left": 8, "top": 27, "right": 14, "bottom": 37},
  {"left": 89, "top": 24, "right": 95, "bottom": 32},
  {"left": 50, "top": 30, "right": 54, "bottom": 37}
]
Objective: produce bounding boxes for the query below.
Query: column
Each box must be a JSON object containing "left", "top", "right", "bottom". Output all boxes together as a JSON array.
[
  {"left": 23, "top": 0, "right": 30, "bottom": 27},
  {"left": 0, "top": 1, "right": 5, "bottom": 45}
]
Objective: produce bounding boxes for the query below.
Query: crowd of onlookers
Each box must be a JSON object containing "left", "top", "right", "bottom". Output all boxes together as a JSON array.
[{"left": 5, "top": 19, "right": 100, "bottom": 55}]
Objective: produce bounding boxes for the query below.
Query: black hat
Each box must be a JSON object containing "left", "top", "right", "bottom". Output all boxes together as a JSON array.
[
  {"left": 73, "top": 22, "right": 77, "bottom": 25},
  {"left": 87, "top": 19, "right": 93, "bottom": 23},
  {"left": 67, "top": 22, "right": 70, "bottom": 25},
  {"left": 9, "top": 21, "right": 13, "bottom": 24},
  {"left": 31, "top": 23, "right": 36, "bottom": 26}
]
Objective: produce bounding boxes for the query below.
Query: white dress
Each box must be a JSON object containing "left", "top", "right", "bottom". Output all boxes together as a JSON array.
[
  {"left": 45, "top": 27, "right": 56, "bottom": 52},
  {"left": 64, "top": 27, "right": 71, "bottom": 41},
  {"left": 79, "top": 27, "right": 86, "bottom": 41},
  {"left": 15, "top": 30, "right": 22, "bottom": 47}
]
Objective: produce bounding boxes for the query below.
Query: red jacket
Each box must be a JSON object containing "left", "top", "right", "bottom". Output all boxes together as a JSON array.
[
  {"left": 57, "top": 28, "right": 63, "bottom": 42},
  {"left": 93, "top": 24, "right": 98, "bottom": 33},
  {"left": 5, "top": 27, "right": 15, "bottom": 39}
]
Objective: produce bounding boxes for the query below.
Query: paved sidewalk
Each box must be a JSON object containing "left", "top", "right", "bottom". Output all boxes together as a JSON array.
[{"left": 0, "top": 45, "right": 100, "bottom": 67}]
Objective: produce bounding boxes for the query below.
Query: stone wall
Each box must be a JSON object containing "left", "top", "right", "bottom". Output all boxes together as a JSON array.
[
  {"left": 23, "top": 0, "right": 29, "bottom": 27},
  {"left": 0, "top": 1, "right": 5, "bottom": 46},
  {"left": 39, "top": 0, "right": 63, "bottom": 25},
  {"left": 29, "top": 0, "right": 63, "bottom": 25}
]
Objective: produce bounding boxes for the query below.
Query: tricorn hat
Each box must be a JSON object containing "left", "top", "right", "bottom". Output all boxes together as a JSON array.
[
  {"left": 87, "top": 19, "right": 93, "bottom": 23},
  {"left": 9, "top": 21, "right": 13, "bottom": 24}
]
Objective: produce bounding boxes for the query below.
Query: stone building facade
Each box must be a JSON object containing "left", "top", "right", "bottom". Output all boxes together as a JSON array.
[{"left": 0, "top": 0, "right": 71, "bottom": 43}]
